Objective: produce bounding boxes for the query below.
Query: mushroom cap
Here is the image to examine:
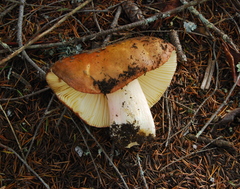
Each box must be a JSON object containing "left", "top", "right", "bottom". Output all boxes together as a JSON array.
[
  {"left": 46, "top": 36, "right": 177, "bottom": 127},
  {"left": 49, "top": 36, "right": 175, "bottom": 94}
]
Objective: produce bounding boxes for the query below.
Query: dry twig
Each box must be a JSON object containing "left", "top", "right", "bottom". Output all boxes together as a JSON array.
[
  {"left": 186, "top": 134, "right": 236, "bottom": 154},
  {"left": 91, "top": 1, "right": 102, "bottom": 32},
  {"left": 0, "top": 143, "right": 50, "bottom": 189},
  {"left": 180, "top": 0, "right": 239, "bottom": 52},
  {"left": 167, "top": 41, "right": 220, "bottom": 140},
  {"left": 170, "top": 30, "right": 187, "bottom": 62},
  {"left": 0, "top": 39, "right": 15, "bottom": 54},
  {"left": 196, "top": 74, "right": 240, "bottom": 138},
  {"left": 71, "top": 116, "right": 104, "bottom": 188},
  {"left": 0, "top": 3, "right": 17, "bottom": 18},
  {"left": 201, "top": 58, "right": 215, "bottom": 90},
  {"left": 102, "top": 5, "right": 122, "bottom": 46},
  {"left": 136, "top": 153, "right": 149, "bottom": 189},
  {"left": 76, "top": 119, "right": 130, "bottom": 189},
  {"left": 164, "top": 91, "right": 172, "bottom": 147},
  {"left": 24, "top": 94, "right": 55, "bottom": 159},
  {"left": 0, "top": 104, "right": 24, "bottom": 158},
  {"left": 17, "top": 0, "right": 46, "bottom": 76},
  {"left": 0, "top": 0, "right": 93, "bottom": 65},
  {"left": 159, "top": 147, "right": 215, "bottom": 172},
  {"left": 0, "top": 87, "right": 50, "bottom": 102},
  {"left": 0, "top": 0, "right": 208, "bottom": 66},
  {"left": 11, "top": 71, "right": 32, "bottom": 91}
]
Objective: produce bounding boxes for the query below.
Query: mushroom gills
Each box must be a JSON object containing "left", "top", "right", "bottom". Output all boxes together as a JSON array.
[
  {"left": 106, "top": 79, "right": 156, "bottom": 148},
  {"left": 46, "top": 71, "right": 110, "bottom": 127},
  {"left": 138, "top": 50, "right": 177, "bottom": 107}
]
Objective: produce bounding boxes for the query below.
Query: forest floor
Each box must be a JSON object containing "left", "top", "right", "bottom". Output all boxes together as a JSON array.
[{"left": 0, "top": 0, "right": 240, "bottom": 188}]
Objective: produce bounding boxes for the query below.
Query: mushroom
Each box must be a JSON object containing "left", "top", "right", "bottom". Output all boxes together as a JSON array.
[{"left": 46, "top": 36, "right": 177, "bottom": 148}]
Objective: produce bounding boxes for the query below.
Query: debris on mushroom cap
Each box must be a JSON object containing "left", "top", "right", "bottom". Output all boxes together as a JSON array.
[
  {"left": 49, "top": 36, "right": 175, "bottom": 94},
  {"left": 46, "top": 36, "right": 177, "bottom": 129}
]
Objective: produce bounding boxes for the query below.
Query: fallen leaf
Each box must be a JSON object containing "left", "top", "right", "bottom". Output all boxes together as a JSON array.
[
  {"left": 151, "top": 0, "right": 181, "bottom": 29},
  {"left": 216, "top": 108, "right": 240, "bottom": 126},
  {"left": 211, "top": 108, "right": 240, "bottom": 135},
  {"left": 201, "top": 58, "right": 215, "bottom": 90},
  {"left": 162, "top": 0, "right": 181, "bottom": 12},
  {"left": 222, "top": 42, "right": 240, "bottom": 86}
]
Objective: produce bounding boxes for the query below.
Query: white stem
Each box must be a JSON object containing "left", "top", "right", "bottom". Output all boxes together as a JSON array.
[{"left": 106, "top": 79, "right": 155, "bottom": 148}]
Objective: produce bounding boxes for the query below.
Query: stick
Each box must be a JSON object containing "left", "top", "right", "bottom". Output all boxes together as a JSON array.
[
  {"left": 136, "top": 154, "right": 149, "bottom": 189},
  {"left": 102, "top": 5, "right": 122, "bottom": 46},
  {"left": 17, "top": 0, "right": 46, "bottom": 76},
  {"left": 77, "top": 119, "right": 130, "bottom": 189},
  {"left": 164, "top": 91, "right": 172, "bottom": 147},
  {"left": 71, "top": 117, "right": 104, "bottom": 187},
  {"left": 0, "top": 0, "right": 208, "bottom": 66},
  {"left": 0, "top": 87, "right": 50, "bottom": 102},
  {"left": 159, "top": 148, "right": 215, "bottom": 172},
  {"left": 0, "top": 104, "right": 24, "bottom": 158},
  {"left": 196, "top": 74, "right": 240, "bottom": 138},
  {"left": 186, "top": 134, "right": 236, "bottom": 154},
  {"left": 0, "top": 143, "right": 50, "bottom": 189},
  {"left": 200, "top": 58, "right": 215, "bottom": 90},
  {"left": 170, "top": 30, "right": 187, "bottom": 62},
  {"left": 0, "top": 0, "right": 93, "bottom": 65},
  {"left": 180, "top": 0, "right": 239, "bottom": 52},
  {"left": 24, "top": 94, "right": 55, "bottom": 159}
]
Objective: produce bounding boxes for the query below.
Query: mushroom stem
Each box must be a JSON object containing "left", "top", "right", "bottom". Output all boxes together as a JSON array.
[{"left": 106, "top": 79, "right": 156, "bottom": 148}]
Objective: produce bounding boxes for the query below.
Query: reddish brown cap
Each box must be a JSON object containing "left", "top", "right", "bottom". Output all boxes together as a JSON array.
[{"left": 50, "top": 36, "right": 175, "bottom": 94}]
